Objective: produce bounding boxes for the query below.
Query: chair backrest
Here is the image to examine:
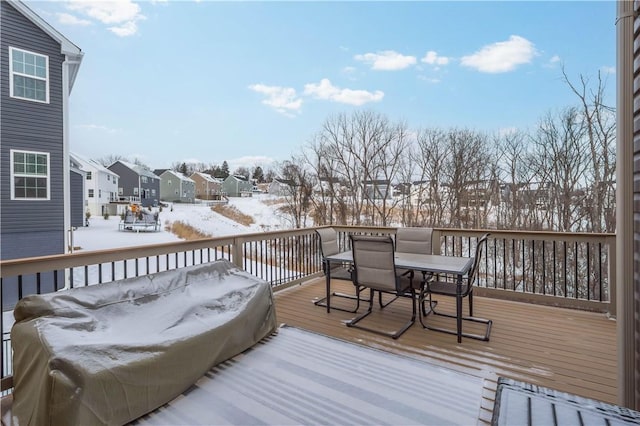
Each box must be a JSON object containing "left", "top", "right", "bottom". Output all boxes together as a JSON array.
[
  {"left": 316, "top": 227, "right": 340, "bottom": 257},
  {"left": 395, "top": 227, "right": 433, "bottom": 255},
  {"left": 350, "top": 235, "right": 397, "bottom": 293},
  {"left": 467, "top": 233, "right": 490, "bottom": 286}
]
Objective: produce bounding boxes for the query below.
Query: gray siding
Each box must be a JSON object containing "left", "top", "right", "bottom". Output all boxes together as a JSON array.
[
  {"left": 108, "top": 162, "right": 160, "bottom": 207},
  {"left": 70, "top": 169, "right": 84, "bottom": 227},
  {"left": 633, "top": 0, "right": 640, "bottom": 410},
  {"left": 0, "top": 1, "right": 66, "bottom": 260}
]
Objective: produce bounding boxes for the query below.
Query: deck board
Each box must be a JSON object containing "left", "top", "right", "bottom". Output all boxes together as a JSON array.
[{"left": 273, "top": 277, "right": 617, "bottom": 424}]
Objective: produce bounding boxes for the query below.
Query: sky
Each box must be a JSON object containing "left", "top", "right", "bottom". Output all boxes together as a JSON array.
[{"left": 28, "top": 0, "right": 616, "bottom": 172}]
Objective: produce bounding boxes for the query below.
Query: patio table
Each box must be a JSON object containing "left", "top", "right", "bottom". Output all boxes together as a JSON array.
[{"left": 323, "top": 251, "right": 474, "bottom": 343}]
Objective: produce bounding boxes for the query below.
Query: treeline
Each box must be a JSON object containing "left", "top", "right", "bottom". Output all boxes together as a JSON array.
[{"left": 276, "top": 71, "right": 615, "bottom": 233}]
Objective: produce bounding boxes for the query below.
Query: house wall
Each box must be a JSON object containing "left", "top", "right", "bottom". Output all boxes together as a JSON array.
[
  {"left": 70, "top": 168, "right": 84, "bottom": 228},
  {"left": 0, "top": 1, "right": 66, "bottom": 260},
  {"left": 88, "top": 170, "right": 118, "bottom": 216},
  {"left": 160, "top": 172, "right": 195, "bottom": 203},
  {"left": 223, "top": 177, "right": 252, "bottom": 197},
  {"left": 108, "top": 162, "right": 137, "bottom": 201},
  {"left": 632, "top": 0, "right": 640, "bottom": 410}
]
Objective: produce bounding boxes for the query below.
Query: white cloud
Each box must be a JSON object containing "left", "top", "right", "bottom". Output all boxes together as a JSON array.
[
  {"left": 543, "top": 55, "right": 561, "bottom": 68},
  {"left": 303, "top": 78, "right": 383, "bottom": 106},
  {"left": 461, "top": 35, "right": 537, "bottom": 73},
  {"left": 75, "top": 123, "right": 118, "bottom": 133},
  {"left": 421, "top": 51, "right": 449, "bottom": 66},
  {"left": 66, "top": 0, "right": 145, "bottom": 36},
  {"left": 601, "top": 66, "right": 615, "bottom": 75},
  {"left": 109, "top": 21, "right": 138, "bottom": 37},
  {"left": 248, "top": 84, "right": 303, "bottom": 116},
  {"left": 418, "top": 76, "right": 441, "bottom": 84},
  {"left": 354, "top": 50, "right": 417, "bottom": 71},
  {"left": 56, "top": 12, "right": 92, "bottom": 26}
]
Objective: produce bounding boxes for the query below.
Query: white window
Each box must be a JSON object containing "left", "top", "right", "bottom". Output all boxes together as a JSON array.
[
  {"left": 151, "top": 189, "right": 156, "bottom": 196},
  {"left": 88, "top": 189, "right": 94, "bottom": 198},
  {"left": 99, "top": 189, "right": 102, "bottom": 198},
  {"left": 114, "top": 178, "right": 117, "bottom": 185},
  {"left": 118, "top": 187, "right": 123, "bottom": 195},
  {"left": 9, "top": 47, "right": 49, "bottom": 103},
  {"left": 11, "top": 150, "right": 50, "bottom": 200},
  {"left": 107, "top": 175, "right": 110, "bottom": 181},
  {"left": 168, "top": 180, "right": 172, "bottom": 186},
  {"left": 133, "top": 187, "right": 139, "bottom": 196},
  {"left": 141, "top": 176, "right": 148, "bottom": 184},
  {"left": 86, "top": 171, "right": 92, "bottom": 180}
]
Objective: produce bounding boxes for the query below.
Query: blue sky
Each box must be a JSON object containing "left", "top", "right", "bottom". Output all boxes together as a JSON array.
[{"left": 31, "top": 0, "right": 615, "bottom": 172}]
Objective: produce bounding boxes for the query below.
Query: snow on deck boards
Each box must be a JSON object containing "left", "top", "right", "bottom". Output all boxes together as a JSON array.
[{"left": 133, "top": 326, "right": 484, "bottom": 425}]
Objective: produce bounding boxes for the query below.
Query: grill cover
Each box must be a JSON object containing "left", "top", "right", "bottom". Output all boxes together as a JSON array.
[{"left": 10, "top": 259, "right": 277, "bottom": 426}]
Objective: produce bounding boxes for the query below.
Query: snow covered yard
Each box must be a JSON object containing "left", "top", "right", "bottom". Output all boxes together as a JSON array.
[{"left": 75, "top": 194, "right": 288, "bottom": 252}]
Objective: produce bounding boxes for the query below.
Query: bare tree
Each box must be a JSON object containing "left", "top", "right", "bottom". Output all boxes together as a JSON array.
[
  {"left": 562, "top": 67, "right": 616, "bottom": 232},
  {"left": 276, "top": 157, "right": 314, "bottom": 229},
  {"left": 96, "top": 154, "right": 128, "bottom": 167}
]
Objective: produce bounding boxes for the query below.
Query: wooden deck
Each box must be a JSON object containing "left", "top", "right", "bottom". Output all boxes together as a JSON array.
[{"left": 273, "top": 277, "right": 617, "bottom": 425}]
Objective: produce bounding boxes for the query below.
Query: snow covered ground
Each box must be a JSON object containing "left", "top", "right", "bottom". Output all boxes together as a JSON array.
[{"left": 74, "top": 194, "right": 289, "bottom": 251}]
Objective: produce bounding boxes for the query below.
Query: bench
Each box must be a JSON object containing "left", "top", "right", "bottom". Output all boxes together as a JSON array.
[{"left": 9, "top": 259, "right": 278, "bottom": 425}]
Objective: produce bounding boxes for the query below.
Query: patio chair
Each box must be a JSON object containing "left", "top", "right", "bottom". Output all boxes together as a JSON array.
[
  {"left": 418, "top": 233, "right": 492, "bottom": 341},
  {"left": 313, "top": 227, "right": 362, "bottom": 313},
  {"left": 395, "top": 227, "right": 433, "bottom": 255},
  {"left": 395, "top": 227, "right": 434, "bottom": 278},
  {"left": 393, "top": 227, "right": 434, "bottom": 309},
  {"left": 346, "top": 235, "right": 416, "bottom": 339}
]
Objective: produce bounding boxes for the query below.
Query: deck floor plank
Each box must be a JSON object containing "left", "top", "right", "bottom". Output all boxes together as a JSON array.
[{"left": 273, "top": 277, "right": 618, "bottom": 424}]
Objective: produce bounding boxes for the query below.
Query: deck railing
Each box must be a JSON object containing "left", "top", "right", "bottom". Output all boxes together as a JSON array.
[{"left": 0, "top": 226, "right": 615, "bottom": 394}]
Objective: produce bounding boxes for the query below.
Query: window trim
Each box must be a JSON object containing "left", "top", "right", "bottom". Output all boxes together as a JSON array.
[
  {"left": 9, "top": 47, "right": 50, "bottom": 104},
  {"left": 10, "top": 149, "right": 51, "bottom": 200}
]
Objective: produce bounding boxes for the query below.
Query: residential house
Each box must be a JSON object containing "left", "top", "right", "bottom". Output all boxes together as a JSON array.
[
  {"left": 223, "top": 175, "right": 253, "bottom": 197},
  {"left": 410, "top": 180, "right": 438, "bottom": 206},
  {"left": 362, "top": 179, "right": 393, "bottom": 201},
  {"left": 108, "top": 160, "right": 160, "bottom": 208},
  {"left": 269, "top": 178, "right": 295, "bottom": 197},
  {"left": 460, "top": 179, "right": 500, "bottom": 209},
  {"left": 0, "top": 0, "right": 83, "bottom": 261},
  {"left": 158, "top": 170, "right": 196, "bottom": 203},
  {"left": 190, "top": 171, "right": 224, "bottom": 200},
  {"left": 70, "top": 152, "right": 119, "bottom": 217},
  {"left": 315, "top": 176, "right": 341, "bottom": 195}
]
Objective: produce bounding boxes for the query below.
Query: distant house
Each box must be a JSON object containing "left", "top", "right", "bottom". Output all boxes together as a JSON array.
[
  {"left": 363, "top": 180, "right": 393, "bottom": 201},
  {"left": 269, "top": 178, "right": 295, "bottom": 197},
  {"left": 71, "top": 152, "right": 119, "bottom": 217},
  {"left": 0, "top": 0, "right": 83, "bottom": 262},
  {"left": 190, "top": 172, "right": 224, "bottom": 200},
  {"left": 223, "top": 175, "right": 253, "bottom": 197},
  {"left": 108, "top": 161, "right": 160, "bottom": 208},
  {"left": 315, "top": 176, "right": 341, "bottom": 195},
  {"left": 410, "top": 180, "right": 438, "bottom": 206},
  {"left": 158, "top": 170, "right": 195, "bottom": 203}
]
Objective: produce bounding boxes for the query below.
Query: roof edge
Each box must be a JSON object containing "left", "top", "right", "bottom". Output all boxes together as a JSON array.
[{"left": 7, "top": 0, "right": 82, "bottom": 56}]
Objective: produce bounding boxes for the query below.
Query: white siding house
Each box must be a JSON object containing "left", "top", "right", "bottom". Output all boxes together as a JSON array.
[{"left": 70, "top": 153, "right": 119, "bottom": 217}]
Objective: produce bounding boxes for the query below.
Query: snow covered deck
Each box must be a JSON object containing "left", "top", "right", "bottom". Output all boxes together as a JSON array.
[{"left": 273, "top": 277, "right": 617, "bottom": 425}]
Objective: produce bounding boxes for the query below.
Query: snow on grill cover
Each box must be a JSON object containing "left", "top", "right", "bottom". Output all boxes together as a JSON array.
[{"left": 10, "top": 259, "right": 278, "bottom": 426}]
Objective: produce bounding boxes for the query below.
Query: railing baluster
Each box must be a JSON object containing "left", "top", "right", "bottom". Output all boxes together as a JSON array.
[
  {"left": 542, "top": 241, "right": 546, "bottom": 295},
  {"left": 563, "top": 241, "right": 568, "bottom": 297}
]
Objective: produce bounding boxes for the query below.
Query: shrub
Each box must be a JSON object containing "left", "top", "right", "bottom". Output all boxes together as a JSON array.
[{"left": 103, "top": 212, "right": 110, "bottom": 220}]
